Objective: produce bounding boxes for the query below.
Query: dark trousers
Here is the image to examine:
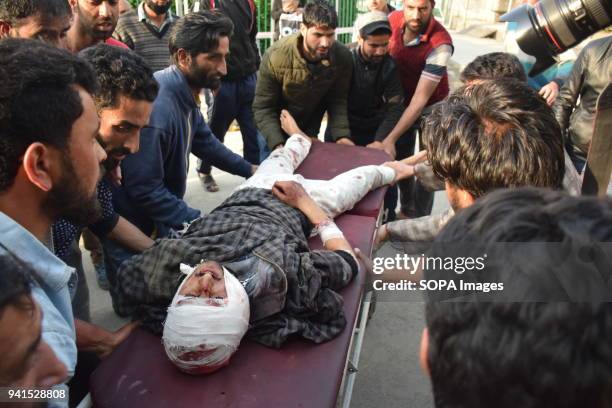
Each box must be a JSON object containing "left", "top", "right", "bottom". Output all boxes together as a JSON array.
[
  {"left": 65, "top": 240, "right": 91, "bottom": 322},
  {"left": 68, "top": 351, "right": 100, "bottom": 407},
  {"left": 101, "top": 237, "right": 137, "bottom": 311},
  {"left": 396, "top": 127, "right": 434, "bottom": 217},
  {"left": 198, "top": 73, "right": 262, "bottom": 173},
  {"left": 566, "top": 140, "right": 587, "bottom": 175}
]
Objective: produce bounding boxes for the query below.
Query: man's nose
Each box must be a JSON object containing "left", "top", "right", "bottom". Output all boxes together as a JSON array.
[
  {"left": 99, "top": 1, "right": 113, "bottom": 17},
  {"left": 218, "top": 59, "right": 227, "bottom": 76},
  {"left": 125, "top": 133, "right": 139, "bottom": 154},
  {"left": 96, "top": 140, "right": 108, "bottom": 163},
  {"left": 37, "top": 341, "right": 68, "bottom": 388},
  {"left": 199, "top": 274, "right": 213, "bottom": 296}
]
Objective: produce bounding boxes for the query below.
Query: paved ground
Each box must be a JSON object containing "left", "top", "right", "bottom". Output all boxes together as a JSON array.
[{"left": 84, "top": 31, "right": 504, "bottom": 407}]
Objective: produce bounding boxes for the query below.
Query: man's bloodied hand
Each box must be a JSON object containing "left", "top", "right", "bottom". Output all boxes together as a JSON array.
[
  {"left": 272, "top": 181, "right": 329, "bottom": 225},
  {"left": 272, "top": 180, "right": 311, "bottom": 209}
]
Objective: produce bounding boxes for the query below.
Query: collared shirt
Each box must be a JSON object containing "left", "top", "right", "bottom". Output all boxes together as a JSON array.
[
  {"left": 0, "top": 212, "right": 76, "bottom": 405},
  {"left": 53, "top": 177, "right": 119, "bottom": 260},
  {"left": 138, "top": 2, "right": 174, "bottom": 32}
]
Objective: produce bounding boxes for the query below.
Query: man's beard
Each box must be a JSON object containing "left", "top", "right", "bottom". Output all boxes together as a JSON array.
[
  {"left": 184, "top": 62, "right": 221, "bottom": 90},
  {"left": 96, "top": 134, "right": 130, "bottom": 173},
  {"left": 42, "top": 154, "right": 101, "bottom": 227},
  {"left": 77, "top": 4, "right": 114, "bottom": 42},
  {"left": 405, "top": 17, "right": 428, "bottom": 34},
  {"left": 303, "top": 41, "right": 328, "bottom": 62},
  {"left": 145, "top": 0, "right": 171, "bottom": 15}
]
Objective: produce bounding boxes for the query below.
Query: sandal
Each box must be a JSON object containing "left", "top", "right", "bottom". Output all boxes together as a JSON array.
[{"left": 200, "top": 173, "right": 219, "bottom": 192}]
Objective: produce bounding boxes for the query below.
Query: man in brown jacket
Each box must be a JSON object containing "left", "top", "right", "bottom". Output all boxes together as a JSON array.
[{"left": 253, "top": 0, "right": 352, "bottom": 150}]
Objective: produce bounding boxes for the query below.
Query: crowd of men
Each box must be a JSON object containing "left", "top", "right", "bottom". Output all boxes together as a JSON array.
[{"left": 0, "top": 0, "right": 610, "bottom": 406}]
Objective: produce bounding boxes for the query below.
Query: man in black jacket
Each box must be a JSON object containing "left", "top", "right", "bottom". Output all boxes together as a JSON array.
[
  {"left": 348, "top": 11, "right": 404, "bottom": 221},
  {"left": 553, "top": 35, "right": 612, "bottom": 174},
  {"left": 196, "top": 0, "right": 262, "bottom": 192},
  {"left": 348, "top": 12, "right": 403, "bottom": 148}
]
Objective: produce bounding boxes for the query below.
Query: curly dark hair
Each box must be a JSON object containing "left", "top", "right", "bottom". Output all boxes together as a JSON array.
[
  {"left": 79, "top": 44, "right": 159, "bottom": 111},
  {"left": 302, "top": 0, "right": 338, "bottom": 29},
  {"left": 0, "top": 252, "right": 35, "bottom": 318},
  {"left": 425, "top": 187, "right": 612, "bottom": 408},
  {"left": 0, "top": 0, "right": 70, "bottom": 25},
  {"left": 423, "top": 79, "right": 564, "bottom": 198},
  {"left": 0, "top": 38, "right": 98, "bottom": 192},
  {"left": 169, "top": 10, "right": 234, "bottom": 63},
  {"left": 460, "top": 52, "right": 527, "bottom": 83}
]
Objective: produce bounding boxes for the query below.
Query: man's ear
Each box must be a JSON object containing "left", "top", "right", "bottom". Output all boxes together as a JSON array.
[
  {"left": 68, "top": 0, "right": 78, "bottom": 10},
  {"left": 357, "top": 35, "right": 364, "bottom": 47},
  {"left": 21, "top": 143, "right": 58, "bottom": 193},
  {"left": 419, "top": 327, "right": 430, "bottom": 376},
  {"left": 445, "top": 181, "right": 476, "bottom": 211},
  {"left": 176, "top": 48, "right": 191, "bottom": 71},
  {"left": 463, "top": 191, "right": 476, "bottom": 207},
  {"left": 0, "top": 21, "right": 12, "bottom": 38},
  {"left": 299, "top": 23, "right": 308, "bottom": 39}
]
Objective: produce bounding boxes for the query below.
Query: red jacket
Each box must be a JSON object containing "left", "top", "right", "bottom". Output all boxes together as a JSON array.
[
  {"left": 388, "top": 11, "right": 452, "bottom": 106},
  {"left": 105, "top": 37, "right": 129, "bottom": 49}
]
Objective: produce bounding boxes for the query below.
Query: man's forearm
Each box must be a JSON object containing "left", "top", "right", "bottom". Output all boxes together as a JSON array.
[
  {"left": 385, "top": 77, "right": 439, "bottom": 144},
  {"left": 300, "top": 199, "right": 328, "bottom": 225},
  {"left": 299, "top": 200, "right": 353, "bottom": 254},
  {"left": 106, "top": 216, "right": 155, "bottom": 252},
  {"left": 75, "top": 319, "right": 116, "bottom": 356},
  {"left": 384, "top": 96, "right": 428, "bottom": 144}
]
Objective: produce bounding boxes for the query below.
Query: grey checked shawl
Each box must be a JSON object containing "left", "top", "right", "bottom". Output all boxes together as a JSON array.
[{"left": 112, "top": 188, "right": 355, "bottom": 348}]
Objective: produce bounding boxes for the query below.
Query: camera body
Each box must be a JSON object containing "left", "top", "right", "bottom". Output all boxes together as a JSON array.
[{"left": 501, "top": 0, "right": 612, "bottom": 75}]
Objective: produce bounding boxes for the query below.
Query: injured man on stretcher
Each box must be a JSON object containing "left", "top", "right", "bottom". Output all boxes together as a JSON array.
[{"left": 111, "top": 111, "right": 413, "bottom": 374}]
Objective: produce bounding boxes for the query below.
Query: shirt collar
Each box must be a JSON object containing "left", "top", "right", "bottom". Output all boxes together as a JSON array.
[{"left": 0, "top": 212, "right": 73, "bottom": 291}]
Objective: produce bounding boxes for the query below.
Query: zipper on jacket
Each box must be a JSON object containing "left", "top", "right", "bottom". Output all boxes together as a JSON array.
[{"left": 252, "top": 250, "right": 295, "bottom": 286}]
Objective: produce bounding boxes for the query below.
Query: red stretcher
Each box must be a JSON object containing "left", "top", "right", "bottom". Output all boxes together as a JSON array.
[{"left": 89, "top": 142, "right": 390, "bottom": 408}]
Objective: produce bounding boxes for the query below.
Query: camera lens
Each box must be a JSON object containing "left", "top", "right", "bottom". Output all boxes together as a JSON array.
[{"left": 501, "top": 0, "right": 612, "bottom": 75}]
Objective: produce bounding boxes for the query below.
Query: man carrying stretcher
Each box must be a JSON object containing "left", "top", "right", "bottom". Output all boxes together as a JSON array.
[{"left": 110, "top": 110, "right": 413, "bottom": 373}]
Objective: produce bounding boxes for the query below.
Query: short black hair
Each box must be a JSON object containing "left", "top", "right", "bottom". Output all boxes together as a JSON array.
[
  {"left": 0, "top": 38, "right": 99, "bottom": 192},
  {"left": 302, "top": 0, "right": 338, "bottom": 29},
  {"left": 79, "top": 44, "right": 159, "bottom": 111},
  {"left": 0, "top": 252, "right": 35, "bottom": 318},
  {"left": 0, "top": 0, "right": 71, "bottom": 26},
  {"left": 423, "top": 79, "right": 564, "bottom": 198},
  {"left": 425, "top": 188, "right": 612, "bottom": 408},
  {"left": 460, "top": 52, "right": 527, "bottom": 83},
  {"left": 168, "top": 10, "right": 234, "bottom": 63}
]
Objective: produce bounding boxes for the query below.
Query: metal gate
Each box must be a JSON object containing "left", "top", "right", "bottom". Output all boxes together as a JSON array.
[{"left": 172, "top": 0, "right": 360, "bottom": 54}]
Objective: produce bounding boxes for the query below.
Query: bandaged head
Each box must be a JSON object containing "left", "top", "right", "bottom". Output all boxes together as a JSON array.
[{"left": 162, "top": 262, "right": 250, "bottom": 374}]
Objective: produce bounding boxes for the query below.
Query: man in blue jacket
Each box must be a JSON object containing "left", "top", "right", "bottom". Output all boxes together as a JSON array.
[{"left": 107, "top": 10, "right": 256, "bottom": 283}]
